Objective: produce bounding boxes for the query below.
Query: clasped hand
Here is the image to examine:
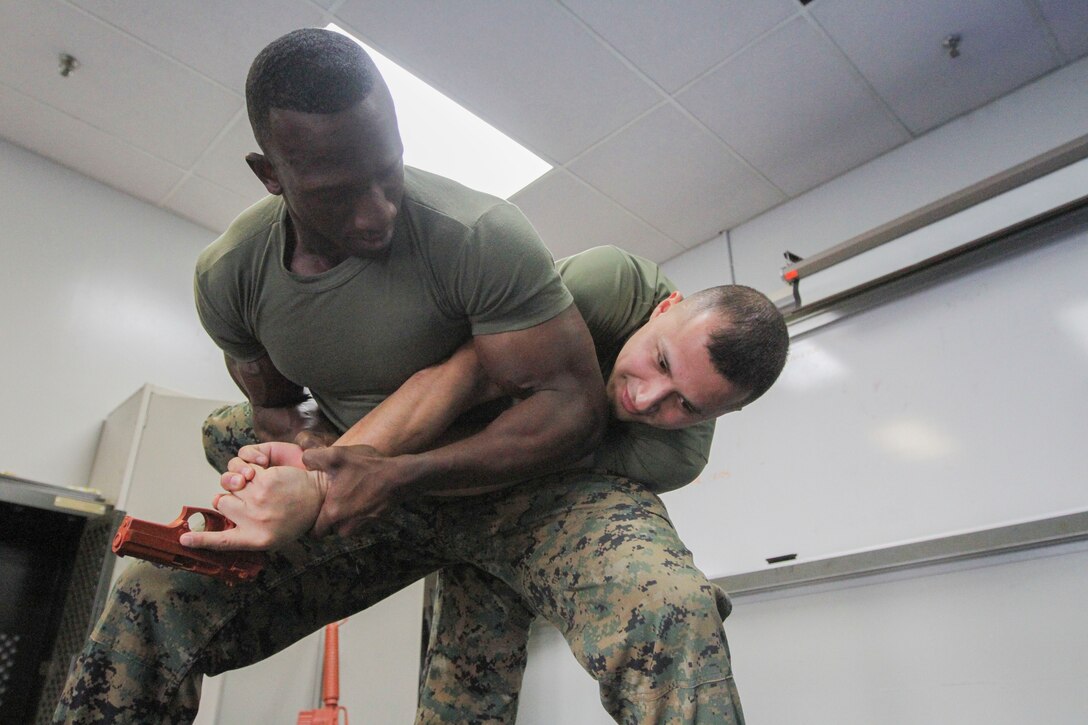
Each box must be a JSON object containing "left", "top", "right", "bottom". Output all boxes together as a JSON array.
[{"left": 181, "top": 441, "right": 406, "bottom": 551}]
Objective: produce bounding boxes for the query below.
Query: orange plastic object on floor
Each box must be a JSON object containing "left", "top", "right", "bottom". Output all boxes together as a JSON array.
[{"left": 298, "top": 621, "right": 349, "bottom": 725}]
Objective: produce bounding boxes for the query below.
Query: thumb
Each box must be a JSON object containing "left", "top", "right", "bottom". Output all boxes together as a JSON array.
[{"left": 302, "top": 445, "right": 337, "bottom": 471}]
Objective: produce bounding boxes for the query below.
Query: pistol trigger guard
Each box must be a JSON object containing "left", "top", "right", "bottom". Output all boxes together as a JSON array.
[{"left": 177, "top": 505, "right": 236, "bottom": 532}]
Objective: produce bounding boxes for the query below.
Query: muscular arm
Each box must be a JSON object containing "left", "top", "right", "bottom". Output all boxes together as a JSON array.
[
  {"left": 224, "top": 352, "right": 340, "bottom": 446},
  {"left": 306, "top": 304, "right": 608, "bottom": 535},
  {"left": 189, "top": 341, "right": 509, "bottom": 551},
  {"left": 333, "top": 341, "right": 501, "bottom": 456}
]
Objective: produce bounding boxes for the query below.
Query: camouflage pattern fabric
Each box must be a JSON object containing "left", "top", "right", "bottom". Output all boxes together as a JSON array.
[
  {"left": 55, "top": 405, "right": 743, "bottom": 724},
  {"left": 419, "top": 563, "right": 739, "bottom": 724},
  {"left": 201, "top": 402, "right": 261, "bottom": 471},
  {"left": 419, "top": 564, "right": 535, "bottom": 723}
]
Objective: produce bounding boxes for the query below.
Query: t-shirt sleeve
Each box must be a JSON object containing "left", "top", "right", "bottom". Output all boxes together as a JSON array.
[
  {"left": 449, "top": 202, "right": 573, "bottom": 336},
  {"left": 592, "top": 419, "right": 716, "bottom": 494},
  {"left": 558, "top": 245, "right": 676, "bottom": 365},
  {"left": 193, "top": 255, "right": 266, "bottom": 362}
]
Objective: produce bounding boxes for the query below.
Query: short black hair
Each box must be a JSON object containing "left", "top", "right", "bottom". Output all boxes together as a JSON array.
[
  {"left": 246, "top": 28, "right": 379, "bottom": 149},
  {"left": 686, "top": 285, "right": 789, "bottom": 406}
]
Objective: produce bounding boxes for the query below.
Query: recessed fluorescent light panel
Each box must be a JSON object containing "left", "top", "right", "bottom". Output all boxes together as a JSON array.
[{"left": 328, "top": 24, "right": 551, "bottom": 199}]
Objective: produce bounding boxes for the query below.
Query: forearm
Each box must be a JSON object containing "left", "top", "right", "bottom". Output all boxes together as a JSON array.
[
  {"left": 398, "top": 307, "right": 607, "bottom": 492},
  {"left": 381, "top": 381, "right": 606, "bottom": 496},
  {"left": 333, "top": 342, "right": 500, "bottom": 455},
  {"left": 305, "top": 305, "right": 607, "bottom": 536},
  {"left": 304, "top": 385, "right": 604, "bottom": 535}
]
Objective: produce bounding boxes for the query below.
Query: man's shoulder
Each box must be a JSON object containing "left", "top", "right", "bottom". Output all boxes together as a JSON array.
[
  {"left": 196, "top": 195, "right": 283, "bottom": 276},
  {"left": 558, "top": 245, "right": 674, "bottom": 300},
  {"left": 401, "top": 166, "right": 510, "bottom": 231}
]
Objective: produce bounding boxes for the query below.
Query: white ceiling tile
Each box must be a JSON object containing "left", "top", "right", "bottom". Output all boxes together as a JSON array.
[
  {"left": 0, "top": 82, "right": 183, "bottom": 203},
  {"left": 678, "top": 16, "right": 911, "bottom": 196},
  {"left": 69, "top": 0, "right": 327, "bottom": 94},
  {"left": 812, "top": 0, "right": 1062, "bottom": 134},
  {"left": 560, "top": 0, "right": 798, "bottom": 92},
  {"left": 332, "top": 0, "right": 661, "bottom": 163},
  {"left": 165, "top": 175, "right": 263, "bottom": 235},
  {"left": 191, "top": 113, "right": 268, "bottom": 199},
  {"left": 1036, "top": 0, "right": 1088, "bottom": 60},
  {"left": 511, "top": 169, "right": 686, "bottom": 263},
  {"left": 568, "top": 104, "right": 785, "bottom": 246},
  {"left": 0, "top": 0, "right": 243, "bottom": 168}
]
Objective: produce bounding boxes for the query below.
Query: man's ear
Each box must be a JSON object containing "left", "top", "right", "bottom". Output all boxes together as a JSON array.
[
  {"left": 246, "top": 153, "right": 283, "bottom": 196},
  {"left": 650, "top": 290, "right": 684, "bottom": 320}
]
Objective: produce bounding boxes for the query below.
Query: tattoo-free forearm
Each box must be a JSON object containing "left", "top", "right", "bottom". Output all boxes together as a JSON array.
[
  {"left": 332, "top": 342, "right": 500, "bottom": 455},
  {"left": 350, "top": 305, "right": 607, "bottom": 495}
]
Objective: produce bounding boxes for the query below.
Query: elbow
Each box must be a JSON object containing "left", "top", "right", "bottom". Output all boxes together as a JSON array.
[{"left": 578, "top": 394, "right": 609, "bottom": 457}]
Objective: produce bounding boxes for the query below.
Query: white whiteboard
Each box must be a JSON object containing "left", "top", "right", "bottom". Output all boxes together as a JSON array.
[{"left": 663, "top": 205, "right": 1088, "bottom": 579}]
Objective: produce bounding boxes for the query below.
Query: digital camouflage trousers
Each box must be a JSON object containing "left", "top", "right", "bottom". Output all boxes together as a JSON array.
[{"left": 54, "top": 403, "right": 743, "bottom": 724}]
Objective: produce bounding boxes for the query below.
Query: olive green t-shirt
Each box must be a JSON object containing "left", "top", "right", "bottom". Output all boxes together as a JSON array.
[
  {"left": 195, "top": 167, "right": 572, "bottom": 432},
  {"left": 558, "top": 246, "right": 715, "bottom": 493}
]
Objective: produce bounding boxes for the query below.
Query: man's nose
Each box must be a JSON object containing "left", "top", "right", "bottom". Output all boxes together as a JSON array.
[
  {"left": 353, "top": 187, "right": 397, "bottom": 233},
  {"left": 633, "top": 379, "right": 668, "bottom": 413}
]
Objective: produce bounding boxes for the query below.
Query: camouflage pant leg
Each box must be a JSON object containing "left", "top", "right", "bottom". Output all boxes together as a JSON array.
[
  {"left": 453, "top": 474, "right": 744, "bottom": 725},
  {"left": 201, "top": 401, "right": 258, "bottom": 472},
  {"left": 53, "top": 506, "right": 448, "bottom": 724},
  {"left": 417, "top": 564, "right": 536, "bottom": 724}
]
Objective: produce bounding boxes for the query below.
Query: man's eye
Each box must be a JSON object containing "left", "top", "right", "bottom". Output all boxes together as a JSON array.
[
  {"left": 658, "top": 356, "right": 668, "bottom": 372},
  {"left": 680, "top": 399, "right": 696, "bottom": 414}
]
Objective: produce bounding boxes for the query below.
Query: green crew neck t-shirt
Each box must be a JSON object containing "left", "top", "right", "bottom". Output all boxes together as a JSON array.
[{"left": 195, "top": 167, "right": 572, "bottom": 432}]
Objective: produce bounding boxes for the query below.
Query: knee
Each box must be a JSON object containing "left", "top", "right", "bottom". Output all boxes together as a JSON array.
[
  {"left": 610, "top": 573, "right": 725, "bottom": 641},
  {"left": 201, "top": 401, "right": 255, "bottom": 471}
]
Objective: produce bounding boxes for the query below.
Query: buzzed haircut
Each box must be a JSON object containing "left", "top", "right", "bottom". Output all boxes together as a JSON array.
[
  {"left": 246, "top": 28, "right": 379, "bottom": 150},
  {"left": 686, "top": 285, "right": 789, "bottom": 406}
]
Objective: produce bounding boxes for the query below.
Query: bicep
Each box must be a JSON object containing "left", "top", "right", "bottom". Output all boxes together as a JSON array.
[{"left": 472, "top": 305, "right": 603, "bottom": 399}]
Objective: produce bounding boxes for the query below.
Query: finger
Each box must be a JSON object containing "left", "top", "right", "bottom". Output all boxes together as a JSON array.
[
  {"left": 220, "top": 472, "right": 248, "bottom": 492},
  {"left": 226, "top": 458, "right": 256, "bottom": 480},
  {"left": 180, "top": 530, "right": 262, "bottom": 551},
  {"left": 237, "top": 444, "right": 269, "bottom": 466},
  {"left": 214, "top": 492, "right": 245, "bottom": 520},
  {"left": 302, "top": 445, "right": 337, "bottom": 471}
]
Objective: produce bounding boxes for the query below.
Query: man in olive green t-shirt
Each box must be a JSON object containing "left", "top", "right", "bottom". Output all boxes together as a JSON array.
[
  {"left": 202, "top": 244, "right": 789, "bottom": 722},
  {"left": 55, "top": 29, "right": 784, "bottom": 725}
]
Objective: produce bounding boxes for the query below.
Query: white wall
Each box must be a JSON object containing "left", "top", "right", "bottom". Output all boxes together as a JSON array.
[
  {"left": 662, "top": 55, "right": 1088, "bottom": 297},
  {"left": 658, "top": 47, "right": 1088, "bottom": 579},
  {"left": 652, "top": 50, "right": 1088, "bottom": 725},
  {"left": 729, "top": 541, "right": 1088, "bottom": 725},
  {"left": 0, "top": 139, "right": 239, "bottom": 489},
  {"left": 517, "top": 50, "right": 1088, "bottom": 725}
]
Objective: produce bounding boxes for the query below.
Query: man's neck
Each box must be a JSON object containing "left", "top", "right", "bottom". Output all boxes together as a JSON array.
[{"left": 284, "top": 215, "right": 345, "bottom": 275}]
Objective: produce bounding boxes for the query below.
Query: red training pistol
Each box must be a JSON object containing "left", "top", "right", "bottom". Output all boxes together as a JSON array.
[{"left": 112, "top": 506, "right": 265, "bottom": 585}]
